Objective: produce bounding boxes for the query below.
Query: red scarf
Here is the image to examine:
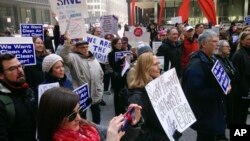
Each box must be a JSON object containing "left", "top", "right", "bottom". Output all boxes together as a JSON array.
[{"left": 53, "top": 124, "right": 101, "bottom": 141}]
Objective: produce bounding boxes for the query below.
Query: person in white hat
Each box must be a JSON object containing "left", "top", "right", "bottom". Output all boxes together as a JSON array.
[
  {"left": 41, "top": 54, "right": 73, "bottom": 90},
  {"left": 59, "top": 36, "right": 104, "bottom": 124},
  {"left": 181, "top": 26, "right": 199, "bottom": 70}
]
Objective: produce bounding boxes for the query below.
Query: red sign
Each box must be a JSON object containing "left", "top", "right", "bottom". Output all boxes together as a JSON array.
[{"left": 133, "top": 27, "right": 143, "bottom": 37}]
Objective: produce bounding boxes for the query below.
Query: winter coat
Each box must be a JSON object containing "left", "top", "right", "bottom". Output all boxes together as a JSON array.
[
  {"left": 182, "top": 51, "right": 226, "bottom": 135},
  {"left": 59, "top": 44, "right": 104, "bottom": 104},
  {"left": 24, "top": 55, "right": 46, "bottom": 91},
  {"left": 0, "top": 82, "right": 36, "bottom": 141},
  {"left": 42, "top": 74, "right": 73, "bottom": 90},
  {"left": 181, "top": 37, "right": 199, "bottom": 69},
  {"left": 232, "top": 46, "right": 250, "bottom": 97},
  {"left": 128, "top": 88, "right": 169, "bottom": 141},
  {"left": 53, "top": 124, "right": 100, "bottom": 141},
  {"left": 156, "top": 39, "right": 183, "bottom": 77}
]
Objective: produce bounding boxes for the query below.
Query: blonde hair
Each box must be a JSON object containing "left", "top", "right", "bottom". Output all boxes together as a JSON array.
[
  {"left": 237, "top": 32, "right": 250, "bottom": 50},
  {"left": 129, "top": 52, "right": 154, "bottom": 89}
]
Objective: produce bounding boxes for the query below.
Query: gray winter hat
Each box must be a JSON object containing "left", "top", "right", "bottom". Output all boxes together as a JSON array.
[{"left": 137, "top": 42, "right": 153, "bottom": 57}]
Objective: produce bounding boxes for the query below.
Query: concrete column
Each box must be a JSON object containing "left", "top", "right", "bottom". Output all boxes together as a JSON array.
[
  {"left": 154, "top": 2, "right": 158, "bottom": 23},
  {"left": 244, "top": 0, "right": 249, "bottom": 17}
]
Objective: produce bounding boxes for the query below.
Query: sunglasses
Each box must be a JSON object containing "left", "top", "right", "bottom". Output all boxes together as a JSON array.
[{"left": 67, "top": 106, "right": 83, "bottom": 122}]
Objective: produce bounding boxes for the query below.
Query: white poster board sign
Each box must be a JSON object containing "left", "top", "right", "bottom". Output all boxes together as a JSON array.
[
  {"left": 145, "top": 68, "right": 196, "bottom": 141},
  {"left": 0, "top": 37, "right": 36, "bottom": 66},
  {"left": 152, "top": 41, "right": 162, "bottom": 54},
  {"left": 124, "top": 26, "right": 150, "bottom": 48},
  {"left": 38, "top": 82, "right": 60, "bottom": 104},
  {"left": 49, "top": 0, "right": 88, "bottom": 39},
  {"left": 171, "top": 16, "right": 182, "bottom": 24},
  {"left": 85, "top": 34, "right": 112, "bottom": 63},
  {"left": 100, "top": 15, "right": 119, "bottom": 35}
]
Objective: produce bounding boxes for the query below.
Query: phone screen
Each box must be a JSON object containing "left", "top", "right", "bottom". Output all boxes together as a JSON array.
[{"left": 120, "top": 108, "right": 135, "bottom": 131}]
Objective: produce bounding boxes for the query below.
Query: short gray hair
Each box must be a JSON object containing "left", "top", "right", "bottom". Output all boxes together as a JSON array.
[
  {"left": 215, "top": 40, "right": 228, "bottom": 55},
  {"left": 198, "top": 30, "right": 218, "bottom": 48}
]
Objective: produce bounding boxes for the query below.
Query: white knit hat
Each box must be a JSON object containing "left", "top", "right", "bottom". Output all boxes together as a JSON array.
[{"left": 42, "top": 54, "right": 63, "bottom": 72}]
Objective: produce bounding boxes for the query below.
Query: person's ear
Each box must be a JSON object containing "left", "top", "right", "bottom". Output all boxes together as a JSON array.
[{"left": 0, "top": 72, "right": 4, "bottom": 80}]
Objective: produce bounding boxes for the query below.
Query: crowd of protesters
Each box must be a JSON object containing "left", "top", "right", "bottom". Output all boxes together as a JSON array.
[{"left": 1, "top": 18, "right": 250, "bottom": 141}]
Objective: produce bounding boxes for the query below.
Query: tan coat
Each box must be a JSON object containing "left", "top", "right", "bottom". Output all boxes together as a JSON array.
[{"left": 59, "top": 44, "right": 104, "bottom": 104}]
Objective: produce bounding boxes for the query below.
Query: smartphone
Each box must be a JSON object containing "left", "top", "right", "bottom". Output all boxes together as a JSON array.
[{"left": 120, "top": 107, "right": 135, "bottom": 131}]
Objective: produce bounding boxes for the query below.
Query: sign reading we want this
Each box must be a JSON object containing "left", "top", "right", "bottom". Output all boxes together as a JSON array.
[
  {"left": 145, "top": 68, "right": 196, "bottom": 141},
  {"left": 0, "top": 37, "right": 36, "bottom": 66}
]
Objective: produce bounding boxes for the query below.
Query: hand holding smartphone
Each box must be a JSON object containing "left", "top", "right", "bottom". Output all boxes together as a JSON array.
[{"left": 120, "top": 107, "right": 135, "bottom": 131}]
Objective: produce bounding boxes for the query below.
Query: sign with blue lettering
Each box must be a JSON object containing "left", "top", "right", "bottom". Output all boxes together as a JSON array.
[
  {"left": 20, "top": 24, "right": 44, "bottom": 40},
  {"left": 0, "top": 37, "right": 36, "bottom": 66},
  {"left": 211, "top": 60, "right": 231, "bottom": 94},
  {"left": 115, "top": 51, "right": 131, "bottom": 62},
  {"left": 245, "top": 15, "right": 250, "bottom": 25},
  {"left": 73, "top": 83, "right": 91, "bottom": 112},
  {"left": 86, "top": 34, "right": 111, "bottom": 64}
]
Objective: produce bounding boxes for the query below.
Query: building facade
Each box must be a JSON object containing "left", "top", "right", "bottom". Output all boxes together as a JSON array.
[
  {"left": 128, "top": 0, "right": 250, "bottom": 26},
  {"left": 0, "top": 0, "right": 51, "bottom": 33}
]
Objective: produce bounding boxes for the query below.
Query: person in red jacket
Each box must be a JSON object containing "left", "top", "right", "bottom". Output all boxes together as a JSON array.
[{"left": 181, "top": 26, "right": 199, "bottom": 71}]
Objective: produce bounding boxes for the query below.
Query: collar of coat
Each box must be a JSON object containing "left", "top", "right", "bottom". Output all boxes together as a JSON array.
[
  {"left": 0, "top": 83, "right": 11, "bottom": 94},
  {"left": 76, "top": 51, "right": 95, "bottom": 59}
]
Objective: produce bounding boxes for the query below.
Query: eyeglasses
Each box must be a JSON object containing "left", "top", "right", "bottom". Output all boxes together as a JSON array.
[
  {"left": 122, "top": 42, "right": 128, "bottom": 44},
  {"left": 3, "top": 64, "right": 24, "bottom": 72},
  {"left": 67, "top": 106, "right": 83, "bottom": 122}
]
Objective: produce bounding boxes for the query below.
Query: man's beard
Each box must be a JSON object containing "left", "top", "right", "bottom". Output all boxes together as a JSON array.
[{"left": 5, "top": 75, "right": 26, "bottom": 87}]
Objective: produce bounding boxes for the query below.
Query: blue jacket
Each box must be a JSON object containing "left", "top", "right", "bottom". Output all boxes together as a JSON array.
[
  {"left": 42, "top": 74, "right": 73, "bottom": 90},
  {"left": 182, "top": 51, "right": 226, "bottom": 135}
]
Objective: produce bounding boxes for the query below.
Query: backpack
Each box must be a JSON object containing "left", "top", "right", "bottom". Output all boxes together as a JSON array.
[{"left": 0, "top": 95, "right": 15, "bottom": 129}]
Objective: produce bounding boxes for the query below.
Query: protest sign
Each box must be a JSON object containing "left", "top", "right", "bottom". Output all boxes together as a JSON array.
[
  {"left": 211, "top": 60, "right": 231, "bottom": 94},
  {"left": 171, "top": 16, "right": 182, "bottom": 24},
  {"left": 153, "top": 41, "right": 162, "bottom": 54},
  {"left": 86, "top": 34, "right": 112, "bottom": 63},
  {"left": 49, "top": 0, "right": 88, "bottom": 39},
  {"left": 157, "top": 56, "right": 165, "bottom": 71},
  {"left": 100, "top": 15, "right": 119, "bottom": 35},
  {"left": 20, "top": 24, "right": 43, "bottom": 40},
  {"left": 124, "top": 26, "right": 150, "bottom": 48},
  {"left": 115, "top": 51, "right": 131, "bottom": 62},
  {"left": 145, "top": 68, "right": 196, "bottom": 141},
  {"left": 38, "top": 82, "right": 60, "bottom": 104},
  {"left": 0, "top": 37, "right": 36, "bottom": 66},
  {"left": 245, "top": 15, "right": 250, "bottom": 25},
  {"left": 73, "top": 83, "right": 91, "bottom": 112}
]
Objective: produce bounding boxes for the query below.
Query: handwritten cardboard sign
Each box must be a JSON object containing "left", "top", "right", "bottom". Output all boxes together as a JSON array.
[
  {"left": 38, "top": 82, "right": 60, "bottom": 104},
  {"left": 49, "top": 0, "right": 88, "bottom": 39},
  {"left": 211, "top": 60, "right": 231, "bottom": 94},
  {"left": 86, "top": 34, "right": 112, "bottom": 63},
  {"left": 100, "top": 15, "right": 119, "bottom": 35},
  {"left": 73, "top": 83, "right": 91, "bottom": 112},
  {"left": 20, "top": 24, "right": 44, "bottom": 40},
  {"left": 145, "top": 68, "right": 196, "bottom": 141},
  {"left": 0, "top": 37, "right": 36, "bottom": 66}
]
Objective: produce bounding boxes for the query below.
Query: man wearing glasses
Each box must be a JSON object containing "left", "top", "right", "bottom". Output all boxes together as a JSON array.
[{"left": 0, "top": 53, "right": 36, "bottom": 141}]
